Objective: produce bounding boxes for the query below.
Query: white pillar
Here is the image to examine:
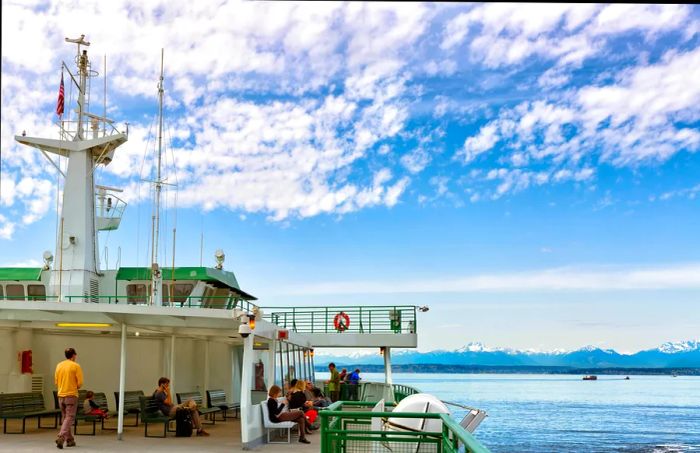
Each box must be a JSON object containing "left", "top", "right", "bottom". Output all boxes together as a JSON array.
[
  {"left": 266, "top": 340, "right": 277, "bottom": 389},
  {"left": 169, "top": 335, "right": 176, "bottom": 396},
  {"left": 384, "top": 347, "right": 393, "bottom": 386},
  {"left": 240, "top": 334, "right": 254, "bottom": 444},
  {"left": 231, "top": 346, "right": 241, "bottom": 404},
  {"left": 202, "top": 340, "right": 210, "bottom": 395},
  {"left": 117, "top": 323, "right": 126, "bottom": 440}
]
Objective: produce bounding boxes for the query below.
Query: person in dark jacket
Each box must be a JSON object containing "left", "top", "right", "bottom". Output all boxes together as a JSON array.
[
  {"left": 153, "top": 377, "right": 209, "bottom": 436},
  {"left": 288, "top": 380, "right": 318, "bottom": 425},
  {"left": 266, "top": 385, "right": 310, "bottom": 444}
]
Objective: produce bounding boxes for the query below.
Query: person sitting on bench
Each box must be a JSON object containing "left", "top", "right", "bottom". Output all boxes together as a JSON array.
[
  {"left": 153, "top": 377, "right": 209, "bottom": 437},
  {"left": 83, "top": 391, "right": 110, "bottom": 419},
  {"left": 267, "top": 385, "right": 310, "bottom": 444}
]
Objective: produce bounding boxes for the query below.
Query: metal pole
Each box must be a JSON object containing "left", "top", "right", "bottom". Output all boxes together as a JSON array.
[
  {"left": 384, "top": 347, "right": 393, "bottom": 386},
  {"left": 117, "top": 323, "right": 126, "bottom": 440},
  {"left": 170, "top": 335, "right": 176, "bottom": 395}
]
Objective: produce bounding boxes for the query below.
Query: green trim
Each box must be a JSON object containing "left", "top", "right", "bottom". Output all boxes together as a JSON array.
[
  {"left": 0, "top": 268, "right": 43, "bottom": 281},
  {"left": 115, "top": 266, "right": 257, "bottom": 300}
]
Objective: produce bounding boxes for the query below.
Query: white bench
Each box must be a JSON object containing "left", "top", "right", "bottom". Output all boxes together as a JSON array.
[{"left": 260, "top": 399, "right": 295, "bottom": 444}]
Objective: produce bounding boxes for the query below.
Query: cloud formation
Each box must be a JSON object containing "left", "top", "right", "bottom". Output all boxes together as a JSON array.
[{"left": 1, "top": 1, "right": 698, "bottom": 238}]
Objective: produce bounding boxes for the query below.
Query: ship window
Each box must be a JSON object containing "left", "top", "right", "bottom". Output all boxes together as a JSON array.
[
  {"left": 0, "top": 285, "right": 3, "bottom": 297},
  {"left": 145, "top": 284, "right": 171, "bottom": 305},
  {"left": 6, "top": 284, "right": 25, "bottom": 300},
  {"left": 27, "top": 285, "right": 46, "bottom": 301},
  {"left": 126, "top": 284, "right": 147, "bottom": 304},
  {"left": 172, "top": 284, "right": 193, "bottom": 304}
]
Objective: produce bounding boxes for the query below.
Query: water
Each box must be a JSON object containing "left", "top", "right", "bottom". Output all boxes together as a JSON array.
[{"left": 319, "top": 372, "right": 700, "bottom": 452}]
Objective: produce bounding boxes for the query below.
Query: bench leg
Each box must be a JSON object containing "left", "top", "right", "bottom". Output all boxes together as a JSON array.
[
  {"left": 102, "top": 416, "right": 117, "bottom": 431},
  {"left": 74, "top": 418, "right": 97, "bottom": 436},
  {"left": 38, "top": 414, "right": 59, "bottom": 429},
  {"left": 4, "top": 417, "right": 29, "bottom": 434},
  {"left": 144, "top": 421, "right": 168, "bottom": 438}
]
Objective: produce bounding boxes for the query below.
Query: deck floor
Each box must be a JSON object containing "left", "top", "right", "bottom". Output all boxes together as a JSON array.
[{"left": 0, "top": 417, "right": 320, "bottom": 452}]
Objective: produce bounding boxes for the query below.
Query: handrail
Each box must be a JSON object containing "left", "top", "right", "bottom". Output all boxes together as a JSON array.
[
  {"left": 262, "top": 305, "right": 417, "bottom": 334},
  {"left": 440, "top": 413, "right": 491, "bottom": 453},
  {"left": 0, "top": 295, "right": 258, "bottom": 314},
  {"left": 319, "top": 400, "right": 491, "bottom": 453}
]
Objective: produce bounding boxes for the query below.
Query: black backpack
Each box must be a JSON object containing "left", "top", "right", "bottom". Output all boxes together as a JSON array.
[{"left": 175, "top": 407, "right": 193, "bottom": 437}]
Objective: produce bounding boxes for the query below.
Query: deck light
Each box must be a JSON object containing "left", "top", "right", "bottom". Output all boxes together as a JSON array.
[
  {"left": 380, "top": 346, "right": 385, "bottom": 356},
  {"left": 310, "top": 349, "right": 314, "bottom": 358},
  {"left": 249, "top": 315, "right": 256, "bottom": 330},
  {"left": 56, "top": 322, "right": 112, "bottom": 328}
]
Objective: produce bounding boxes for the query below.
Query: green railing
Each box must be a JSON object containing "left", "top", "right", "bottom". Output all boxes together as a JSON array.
[
  {"left": 262, "top": 305, "right": 417, "bottom": 334},
  {"left": 393, "top": 383, "right": 421, "bottom": 403},
  {"left": 320, "top": 401, "right": 490, "bottom": 453},
  {"left": 0, "top": 295, "right": 258, "bottom": 314}
]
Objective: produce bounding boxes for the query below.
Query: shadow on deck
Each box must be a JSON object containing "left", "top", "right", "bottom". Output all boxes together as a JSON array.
[{"left": 0, "top": 417, "right": 319, "bottom": 452}]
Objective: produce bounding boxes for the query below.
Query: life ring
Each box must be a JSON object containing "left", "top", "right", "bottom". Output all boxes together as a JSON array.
[{"left": 333, "top": 312, "right": 350, "bottom": 332}]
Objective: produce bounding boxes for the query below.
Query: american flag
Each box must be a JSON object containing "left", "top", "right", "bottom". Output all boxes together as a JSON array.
[{"left": 56, "top": 73, "right": 64, "bottom": 116}]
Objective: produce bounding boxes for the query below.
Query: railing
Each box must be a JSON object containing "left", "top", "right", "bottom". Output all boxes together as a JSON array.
[
  {"left": 262, "top": 305, "right": 417, "bottom": 334},
  {"left": 0, "top": 295, "right": 258, "bottom": 314},
  {"left": 393, "top": 383, "right": 421, "bottom": 403},
  {"left": 320, "top": 401, "right": 490, "bottom": 453}
]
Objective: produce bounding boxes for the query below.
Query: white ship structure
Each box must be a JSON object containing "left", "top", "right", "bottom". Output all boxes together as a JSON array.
[{"left": 0, "top": 36, "right": 488, "bottom": 452}]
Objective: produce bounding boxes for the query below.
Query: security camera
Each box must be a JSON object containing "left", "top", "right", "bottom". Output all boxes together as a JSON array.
[{"left": 238, "top": 323, "right": 251, "bottom": 338}]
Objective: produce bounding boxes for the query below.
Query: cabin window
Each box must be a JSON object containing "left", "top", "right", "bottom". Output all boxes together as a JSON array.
[
  {"left": 171, "top": 284, "right": 194, "bottom": 304},
  {"left": 27, "top": 284, "right": 46, "bottom": 301},
  {"left": 6, "top": 284, "right": 25, "bottom": 300},
  {"left": 146, "top": 284, "right": 171, "bottom": 305},
  {"left": 0, "top": 285, "right": 3, "bottom": 298},
  {"left": 126, "top": 284, "right": 147, "bottom": 304}
]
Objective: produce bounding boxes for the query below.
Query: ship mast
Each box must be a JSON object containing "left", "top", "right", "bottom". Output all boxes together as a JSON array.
[
  {"left": 151, "top": 49, "right": 165, "bottom": 306},
  {"left": 15, "top": 35, "right": 128, "bottom": 301}
]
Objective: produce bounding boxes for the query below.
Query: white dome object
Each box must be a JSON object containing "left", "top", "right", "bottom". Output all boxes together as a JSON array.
[{"left": 386, "top": 393, "right": 450, "bottom": 433}]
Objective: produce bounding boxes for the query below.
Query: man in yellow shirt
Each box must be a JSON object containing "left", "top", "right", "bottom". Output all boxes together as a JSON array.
[{"left": 54, "top": 347, "right": 83, "bottom": 449}]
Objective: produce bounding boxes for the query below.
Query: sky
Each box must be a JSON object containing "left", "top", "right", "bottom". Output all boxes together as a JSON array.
[{"left": 1, "top": 2, "right": 699, "bottom": 354}]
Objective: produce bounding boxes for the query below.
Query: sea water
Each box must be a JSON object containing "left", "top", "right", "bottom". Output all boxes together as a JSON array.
[{"left": 319, "top": 372, "right": 700, "bottom": 452}]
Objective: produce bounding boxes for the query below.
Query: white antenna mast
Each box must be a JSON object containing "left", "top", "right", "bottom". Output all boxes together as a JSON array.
[{"left": 151, "top": 49, "right": 165, "bottom": 306}]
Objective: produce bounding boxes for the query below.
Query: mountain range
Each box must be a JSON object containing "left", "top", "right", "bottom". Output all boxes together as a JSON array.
[{"left": 315, "top": 340, "right": 700, "bottom": 369}]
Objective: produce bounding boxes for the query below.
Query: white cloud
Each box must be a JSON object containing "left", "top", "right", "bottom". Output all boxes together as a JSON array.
[
  {"left": 459, "top": 123, "right": 499, "bottom": 163},
  {"left": 277, "top": 263, "right": 700, "bottom": 295},
  {"left": 442, "top": 4, "right": 692, "bottom": 69},
  {"left": 459, "top": 47, "right": 700, "bottom": 198},
  {"left": 652, "top": 183, "right": 700, "bottom": 202}
]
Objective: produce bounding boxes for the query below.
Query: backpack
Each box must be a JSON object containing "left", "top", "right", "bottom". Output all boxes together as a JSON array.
[{"left": 175, "top": 407, "right": 193, "bottom": 437}]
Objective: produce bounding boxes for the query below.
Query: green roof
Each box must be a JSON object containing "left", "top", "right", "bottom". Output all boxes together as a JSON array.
[
  {"left": 0, "top": 268, "right": 43, "bottom": 281},
  {"left": 115, "top": 267, "right": 256, "bottom": 300}
]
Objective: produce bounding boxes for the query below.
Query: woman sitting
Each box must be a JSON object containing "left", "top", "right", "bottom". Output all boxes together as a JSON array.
[
  {"left": 266, "top": 385, "right": 310, "bottom": 444},
  {"left": 288, "top": 380, "right": 319, "bottom": 426}
]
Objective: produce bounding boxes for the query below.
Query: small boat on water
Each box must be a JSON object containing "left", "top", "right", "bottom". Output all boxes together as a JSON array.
[
  {"left": 624, "top": 376, "right": 630, "bottom": 380},
  {"left": 583, "top": 375, "right": 598, "bottom": 380}
]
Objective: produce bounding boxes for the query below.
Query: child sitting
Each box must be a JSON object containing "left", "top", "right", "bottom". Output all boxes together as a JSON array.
[{"left": 83, "top": 391, "right": 110, "bottom": 419}]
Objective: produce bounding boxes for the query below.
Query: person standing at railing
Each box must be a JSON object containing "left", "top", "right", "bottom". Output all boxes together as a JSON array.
[
  {"left": 347, "top": 368, "right": 361, "bottom": 401},
  {"left": 326, "top": 363, "right": 341, "bottom": 402}
]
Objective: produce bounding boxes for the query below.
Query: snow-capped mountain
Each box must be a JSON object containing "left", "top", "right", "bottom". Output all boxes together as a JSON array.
[
  {"left": 315, "top": 340, "right": 700, "bottom": 368},
  {"left": 657, "top": 340, "right": 700, "bottom": 354}
]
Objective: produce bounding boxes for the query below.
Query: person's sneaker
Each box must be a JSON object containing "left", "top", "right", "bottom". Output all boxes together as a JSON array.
[
  {"left": 66, "top": 440, "right": 76, "bottom": 447},
  {"left": 55, "top": 436, "right": 64, "bottom": 449},
  {"left": 196, "top": 429, "right": 210, "bottom": 437},
  {"left": 299, "top": 438, "right": 311, "bottom": 444}
]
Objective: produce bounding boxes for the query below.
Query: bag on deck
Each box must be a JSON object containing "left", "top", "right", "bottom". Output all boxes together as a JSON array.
[{"left": 175, "top": 407, "right": 193, "bottom": 437}]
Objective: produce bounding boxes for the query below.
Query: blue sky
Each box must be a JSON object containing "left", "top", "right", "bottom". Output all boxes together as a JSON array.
[{"left": 1, "top": 2, "right": 699, "bottom": 352}]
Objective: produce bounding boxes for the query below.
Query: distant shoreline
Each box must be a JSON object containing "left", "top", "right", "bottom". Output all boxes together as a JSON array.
[{"left": 314, "top": 364, "right": 700, "bottom": 376}]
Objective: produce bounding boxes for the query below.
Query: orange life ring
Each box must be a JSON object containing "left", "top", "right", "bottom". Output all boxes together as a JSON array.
[{"left": 333, "top": 312, "right": 350, "bottom": 332}]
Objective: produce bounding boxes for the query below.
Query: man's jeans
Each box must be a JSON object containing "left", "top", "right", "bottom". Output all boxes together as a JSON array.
[{"left": 58, "top": 396, "right": 78, "bottom": 441}]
